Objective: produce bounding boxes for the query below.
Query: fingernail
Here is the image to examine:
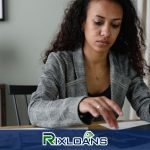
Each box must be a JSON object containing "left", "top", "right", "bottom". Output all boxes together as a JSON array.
[
  {"left": 119, "top": 112, "right": 123, "bottom": 116},
  {"left": 109, "top": 124, "right": 112, "bottom": 127},
  {"left": 115, "top": 124, "right": 119, "bottom": 129}
]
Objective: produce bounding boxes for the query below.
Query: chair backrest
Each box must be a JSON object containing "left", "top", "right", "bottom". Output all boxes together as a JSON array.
[
  {"left": 0, "top": 84, "right": 6, "bottom": 126},
  {"left": 9, "top": 85, "right": 37, "bottom": 125}
]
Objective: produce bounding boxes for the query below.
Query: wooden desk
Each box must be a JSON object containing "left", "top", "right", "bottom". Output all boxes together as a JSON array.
[
  {"left": 0, "top": 121, "right": 107, "bottom": 129},
  {"left": 0, "top": 120, "right": 141, "bottom": 130},
  {"left": 88, "top": 121, "right": 108, "bottom": 129}
]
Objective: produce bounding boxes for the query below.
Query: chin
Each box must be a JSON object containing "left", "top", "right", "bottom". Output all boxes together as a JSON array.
[{"left": 93, "top": 46, "right": 109, "bottom": 53}]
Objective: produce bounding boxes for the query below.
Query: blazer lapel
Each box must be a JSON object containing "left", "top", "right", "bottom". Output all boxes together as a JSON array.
[
  {"left": 72, "top": 48, "right": 88, "bottom": 96},
  {"left": 109, "top": 51, "right": 131, "bottom": 107}
]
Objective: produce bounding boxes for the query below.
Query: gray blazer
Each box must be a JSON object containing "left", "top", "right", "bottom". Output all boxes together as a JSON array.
[{"left": 28, "top": 48, "right": 150, "bottom": 127}]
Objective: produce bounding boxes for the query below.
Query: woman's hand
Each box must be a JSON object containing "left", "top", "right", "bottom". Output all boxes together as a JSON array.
[{"left": 79, "top": 96, "right": 123, "bottom": 129}]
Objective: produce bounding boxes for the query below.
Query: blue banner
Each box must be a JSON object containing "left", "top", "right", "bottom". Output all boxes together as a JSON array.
[{"left": 0, "top": 128, "right": 150, "bottom": 150}]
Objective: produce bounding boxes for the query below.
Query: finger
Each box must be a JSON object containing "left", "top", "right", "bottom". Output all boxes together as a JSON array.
[
  {"left": 89, "top": 98, "right": 118, "bottom": 128},
  {"left": 100, "top": 107, "right": 118, "bottom": 128},
  {"left": 85, "top": 103, "right": 100, "bottom": 118},
  {"left": 89, "top": 99, "right": 104, "bottom": 111},
  {"left": 89, "top": 99, "right": 116, "bottom": 127},
  {"left": 93, "top": 97, "right": 118, "bottom": 127},
  {"left": 90, "top": 98, "right": 119, "bottom": 128},
  {"left": 96, "top": 100, "right": 118, "bottom": 128},
  {"left": 101, "top": 96, "right": 123, "bottom": 116},
  {"left": 98, "top": 106, "right": 116, "bottom": 128}
]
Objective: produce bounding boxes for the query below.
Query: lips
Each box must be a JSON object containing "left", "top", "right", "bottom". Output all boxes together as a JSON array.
[{"left": 96, "top": 40, "right": 110, "bottom": 47}]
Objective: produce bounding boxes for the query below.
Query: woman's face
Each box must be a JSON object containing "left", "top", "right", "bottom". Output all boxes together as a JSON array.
[{"left": 83, "top": 0, "right": 123, "bottom": 53}]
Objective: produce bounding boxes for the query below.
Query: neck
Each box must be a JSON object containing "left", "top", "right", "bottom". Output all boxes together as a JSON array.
[{"left": 83, "top": 47, "right": 109, "bottom": 68}]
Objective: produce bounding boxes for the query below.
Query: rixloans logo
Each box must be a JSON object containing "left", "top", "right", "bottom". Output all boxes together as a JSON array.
[{"left": 42, "top": 131, "right": 108, "bottom": 146}]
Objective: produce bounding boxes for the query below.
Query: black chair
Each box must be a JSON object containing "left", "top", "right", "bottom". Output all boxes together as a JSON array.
[
  {"left": 0, "top": 84, "right": 6, "bottom": 126},
  {"left": 9, "top": 85, "right": 37, "bottom": 125}
]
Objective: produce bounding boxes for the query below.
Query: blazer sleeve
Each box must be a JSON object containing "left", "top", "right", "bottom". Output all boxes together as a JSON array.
[
  {"left": 28, "top": 52, "right": 86, "bottom": 128},
  {"left": 126, "top": 75, "right": 150, "bottom": 122}
]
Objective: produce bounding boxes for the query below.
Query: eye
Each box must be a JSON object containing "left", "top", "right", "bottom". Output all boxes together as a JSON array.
[
  {"left": 94, "top": 20, "right": 104, "bottom": 26},
  {"left": 111, "top": 24, "right": 121, "bottom": 29}
]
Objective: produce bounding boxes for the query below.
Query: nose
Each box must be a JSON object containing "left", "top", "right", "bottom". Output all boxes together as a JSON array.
[{"left": 100, "top": 25, "right": 111, "bottom": 38}]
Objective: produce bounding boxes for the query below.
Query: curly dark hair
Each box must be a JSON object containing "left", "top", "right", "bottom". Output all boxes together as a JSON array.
[{"left": 43, "top": 0, "right": 150, "bottom": 76}]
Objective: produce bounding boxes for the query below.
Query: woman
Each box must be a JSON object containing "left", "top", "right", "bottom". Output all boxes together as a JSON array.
[{"left": 28, "top": 0, "right": 150, "bottom": 128}]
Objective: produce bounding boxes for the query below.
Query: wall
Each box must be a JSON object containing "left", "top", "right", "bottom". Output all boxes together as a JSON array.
[{"left": 0, "top": 0, "right": 68, "bottom": 84}]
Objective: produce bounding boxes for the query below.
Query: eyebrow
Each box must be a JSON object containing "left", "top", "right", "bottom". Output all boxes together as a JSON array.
[{"left": 95, "top": 15, "right": 122, "bottom": 21}]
